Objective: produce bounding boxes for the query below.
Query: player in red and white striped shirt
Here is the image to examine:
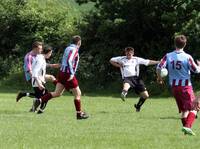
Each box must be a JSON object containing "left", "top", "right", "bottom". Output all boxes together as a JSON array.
[{"left": 33, "top": 35, "right": 89, "bottom": 119}]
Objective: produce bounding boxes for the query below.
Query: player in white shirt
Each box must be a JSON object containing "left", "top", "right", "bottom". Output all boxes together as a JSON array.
[
  {"left": 110, "top": 47, "right": 160, "bottom": 112},
  {"left": 31, "top": 46, "right": 55, "bottom": 113}
]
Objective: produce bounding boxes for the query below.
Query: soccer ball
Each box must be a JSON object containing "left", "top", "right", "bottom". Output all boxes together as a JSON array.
[{"left": 160, "top": 68, "right": 168, "bottom": 77}]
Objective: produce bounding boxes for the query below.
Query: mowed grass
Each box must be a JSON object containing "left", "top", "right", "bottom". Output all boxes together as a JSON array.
[{"left": 0, "top": 92, "right": 200, "bottom": 149}]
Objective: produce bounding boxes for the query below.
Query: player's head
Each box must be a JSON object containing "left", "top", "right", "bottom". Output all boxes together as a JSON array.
[
  {"left": 72, "top": 35, "right": 81, "bottom": 48},
  {"left": 32, "top": 41, "right": 43, "bottom": 54},
  {"left": 124, "top": 47, "right": 134, "bottom": 59},
  {"left": 174, "top": 35, "right": 187, "bottom": 49},
  {"left": 43, "top": 45, "right": 53, "bottom": 59}
]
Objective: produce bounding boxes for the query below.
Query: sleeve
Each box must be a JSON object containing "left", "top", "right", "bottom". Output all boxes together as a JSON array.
[
  {"left": 74, "top": 54, "right": 79, "bottom": 73},
  {"left": 32, "top": 56, "right": 43, "bottom": 78},
  {"left": 26, "top": 55, "right": 33, "bottom": 72},
  {"left": 157, "top": 54, "right": 167, "bottom": 70},
  {"left": 137, "top": 57, "right": 150, "bottom": 66},
  {"left": 67, "top": 49, "right": 78, "bottom": 75},
  {"left": 110, "top": 56, "right": 123, "bottom": 63},
  {"left": 188, "top": 56, "right": 200, "bottom": 73}
]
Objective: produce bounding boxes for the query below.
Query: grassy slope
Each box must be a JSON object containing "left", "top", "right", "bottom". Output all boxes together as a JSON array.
[{"left": 0, "top": 93, "right": 200, "bottom": 149}]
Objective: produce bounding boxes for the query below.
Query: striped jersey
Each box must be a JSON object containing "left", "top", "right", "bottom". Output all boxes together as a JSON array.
[
  {"left": 60, "top": 44, "right": 79, "bottom": 75},
  {"left": 157, "top": 50, "right": 200, "bottom": 86},
  {"left": 31, "top": 54, "right": 46, "bottom": 87},
  {"left": 23, "top": 51, "right": 37, "bottom": 81},
  {"left": 110, "top": 56, "right": 150, "bottom": 78}
]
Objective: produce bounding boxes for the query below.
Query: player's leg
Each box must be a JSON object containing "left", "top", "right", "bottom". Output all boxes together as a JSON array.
[
  {"left": 121, "top": 82, "right": 131, "bottom": 101},
  {"left": 16, "top": 91, "right": 36, "bottom": 102},
  {"left": 134, "top": 91, "right": 149, "bottom": 112},
  {"left": 174, "top": 86, "right": 197, "bottom": 135},
  {"left": 182, "top": 110, "right": 197, "bottom": 136},
  {"left": 134, "top": 78, "right": 148, "bottom": 112},
  {"left": 45, "top": 74, "right": 58, "bottom": 86},
  {"left": 33, "top": 83, "right": 65, "bottom": 110},
  {"left": 181, "top": 111, "right": 189, "bottom": 126},
  {"left": 72, "top": 86, "right": 89, "bottom": 120}
]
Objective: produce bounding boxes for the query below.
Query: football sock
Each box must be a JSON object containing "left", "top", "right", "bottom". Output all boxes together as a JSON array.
[
  {"left": 185, "top": 112, "right": 196, "bottom": 128},
  {"left": 136, "top": 97, "right": 146, "bottom": 108},
  {"left": 74, "top": 99, "right": 81, "bottom": 113},
  {"left": 181, "top": 118, "right": 187, "bottom": 126},
  {"left": 53, "top": 80, "right": 58, "bottom": 86},
  {"left": 26, "top": 93, "right": 36, "bottom": 98},
  {"left": 122, "top": 90, "right": 128, "bottom": 95},
  {"left": 41, "top": 93, "right": 53, "bottom": 102}
]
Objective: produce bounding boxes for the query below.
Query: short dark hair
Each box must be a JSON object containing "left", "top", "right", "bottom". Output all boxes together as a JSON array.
[
  {"left": 124, "top": 47, "right": 134, "bottom": 52},
  {"left": 72, "top": 35, "right": 81, "bottom": 44},
  {"left": 32, "top": 41, "right": 43, "bottom": 49},
  {"left": 174, "top": 35, "right": 187, "bottom": 49},
  {"left": 43, "top": 45, "right": 53, "bottom": 54}
]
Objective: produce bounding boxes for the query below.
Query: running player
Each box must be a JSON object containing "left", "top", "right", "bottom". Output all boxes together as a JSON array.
[
  {"left": 33, "top": 35, "right": 89, "bottom": 119},
  {"left": 157, "top": 35, "right": 200, "bottom": 135}
]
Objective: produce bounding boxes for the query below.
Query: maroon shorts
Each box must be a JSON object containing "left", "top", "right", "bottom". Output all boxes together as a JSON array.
[
  {"left": 172, "top": 86, "right": 195, "bottom": 113},
  {"left": 57, "top": 71, "right": 78, "bottom": 91}
]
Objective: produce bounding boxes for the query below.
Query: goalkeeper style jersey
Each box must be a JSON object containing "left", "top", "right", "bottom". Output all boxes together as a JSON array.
[
  {"left": 157, "top": 50, "right": 200, "bottom": 86},
  {"left": 110, "top": 56, "right": 150, "bottom": 78},
  {"left": 32, "top": 54, "right": 46, "bottom": 87}
]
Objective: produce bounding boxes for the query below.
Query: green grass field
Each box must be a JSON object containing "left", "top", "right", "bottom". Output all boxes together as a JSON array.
[{"left": 0, "top": 92, "right": 200, "bottom": 149}]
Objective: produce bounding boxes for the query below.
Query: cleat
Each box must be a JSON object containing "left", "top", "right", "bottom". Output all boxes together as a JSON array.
[
  {"left": 37, "top": 109, "right": 44, "bottom": 114},
  {"left": 16, "top": 92, "right": 25, "bottom": 102},
  {"left": 77, "top": 112, "right": 89, "bottom": 120},
  {"left": 134, "top": 104, "right": 141, "bottom": 112},
  {"left": 29, "top": 108, "right": 35, "bottom": 112},
  {"left": 120, "top": 91, "right": 127, "bottom": 102},
  {"left": 40, "top": 102, "right": 47, "bottom": 111},
  {"left": 182, "top": 127, "right": 196, "bottom": 136},
  {"left": 32, "top": 99, "right": 41, "bottom": 112}
]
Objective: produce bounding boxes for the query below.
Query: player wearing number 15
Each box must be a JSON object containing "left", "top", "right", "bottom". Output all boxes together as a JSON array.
[{"left": 157, "top": 35, "right": 200, "bottom": 135}]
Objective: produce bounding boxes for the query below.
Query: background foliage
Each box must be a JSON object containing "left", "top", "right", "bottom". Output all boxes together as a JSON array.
[{"left": 1, "top": 0, "right": 200, "bottom": 94}]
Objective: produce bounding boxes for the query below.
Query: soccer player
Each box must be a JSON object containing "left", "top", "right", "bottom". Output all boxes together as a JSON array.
[
  {"left": 157, "top": 35, "right": 200, "bottom": 135},
  {"left": 31, "top": 46, "right": 55, "bottom": 113},
  {"left": 16, "top": 44, "right": 59, "bottom": 112},
  {"left": 33, "top": 35, "right": 89, "bottom": 119},
  {"left": 110, "top": 47, "right": 160, "bottom": 112}
]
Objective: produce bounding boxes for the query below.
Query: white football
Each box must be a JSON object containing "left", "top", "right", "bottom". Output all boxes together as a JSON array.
[{"left": 160, "top": 68, "right": 168, "bottom": 77}]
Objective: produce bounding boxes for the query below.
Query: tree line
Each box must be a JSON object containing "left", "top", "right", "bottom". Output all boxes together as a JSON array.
[{"left": 1, "top": 0, "right": 200, "bottom": 93}]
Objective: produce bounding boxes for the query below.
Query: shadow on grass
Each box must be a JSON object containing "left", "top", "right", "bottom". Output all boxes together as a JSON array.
[
  {"left": 159, "top": 116, "right": 180, "bottom": 120},
  {"left": 0, "top": 110, "right": 27, "bottom": 115}
]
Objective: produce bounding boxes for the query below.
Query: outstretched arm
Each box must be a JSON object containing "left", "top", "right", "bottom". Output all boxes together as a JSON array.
[
  {"left": 148, "top": 60, "right": 160, "bottom": 65},
  {"left": 110, "top": 59, "right": 123, "bottom": 68}
]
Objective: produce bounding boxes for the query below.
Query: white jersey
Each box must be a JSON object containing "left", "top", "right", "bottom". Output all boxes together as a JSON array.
[
  {"left": 32, "top": 54, "right": 46, "bottom": 87},
  {"left": 110, "top": 56, "right": 150, "bottom": 78}
]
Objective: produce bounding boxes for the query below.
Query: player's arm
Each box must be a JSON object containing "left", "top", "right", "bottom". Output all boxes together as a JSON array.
[
  {"left": 32, "top": 58, "right": 45, "bottom": 90},
  {"left": 188, "top": 56, "right": 200, "bottom": 73},
  {"left": 110, "top": 57, "right": 123, "bottom": 68},
  {"left": 46, "top": 63, "right": 61, "bottom": 68},
  {"left": 156, "top": 55, "right": 167, "bottom": 84},
  {"left": 67, "top": 49, "right": 78, "bottom": 81},
  {"left": 148, "top": 60, "right": 160, "bottom": 65},
  {"left": 27, "top": 55, "right": 33, "bottom": 77}
]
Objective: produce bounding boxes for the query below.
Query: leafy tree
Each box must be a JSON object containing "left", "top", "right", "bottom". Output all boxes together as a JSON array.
[{"left": 76, "top": 0, "right": 200, "bottom": 89}]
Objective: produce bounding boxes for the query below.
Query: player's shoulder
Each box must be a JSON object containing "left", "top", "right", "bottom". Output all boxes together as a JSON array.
[{"left": 35, "top": 54, "right": 44, "bottom": 60}]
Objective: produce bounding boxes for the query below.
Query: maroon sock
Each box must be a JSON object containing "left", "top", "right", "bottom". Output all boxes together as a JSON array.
[
  {"left": 53, "top": 80, "right": 58, "bottom": 86},
  {"left": 185, "top": 112, "right": 196, "bottom": 128},
  {"left": 41, "top": 93, "right": 53, "bottom": 102},
  {"left": 181, "top": 118, "right": 187, "bottom": 126},
  {"left": 74, "top": 99, "right": 81, "bottom": 113}
]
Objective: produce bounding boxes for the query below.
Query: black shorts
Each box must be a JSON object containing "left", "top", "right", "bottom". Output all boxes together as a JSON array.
[
  {"left": 123, "top": 76, "right": 147, "bottom": 94},
  {"left": 33, "top": 87, "right": 48, "bottom": 99}
]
